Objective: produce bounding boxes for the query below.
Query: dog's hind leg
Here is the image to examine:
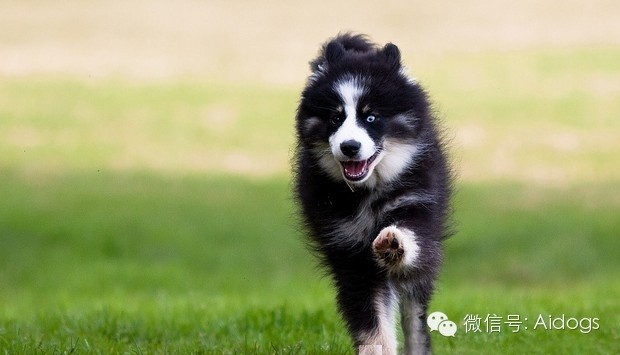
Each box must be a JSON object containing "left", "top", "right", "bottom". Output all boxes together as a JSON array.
[{"left": 400, "top": 286, "right": 433, "bottom": 355}]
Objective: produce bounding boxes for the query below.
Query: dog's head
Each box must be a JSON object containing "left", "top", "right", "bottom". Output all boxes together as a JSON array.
[{"left": 297, "top": 34, "right": 429, "bottom": 189}]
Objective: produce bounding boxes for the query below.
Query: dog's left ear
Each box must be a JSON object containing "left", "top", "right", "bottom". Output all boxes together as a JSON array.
[{"left": 382, "top": 43, "right": 401, "bottom": 67}]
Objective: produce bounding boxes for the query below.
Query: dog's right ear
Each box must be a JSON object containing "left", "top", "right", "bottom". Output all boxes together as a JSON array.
[
  {"left": 309, "top": 41, "right": 345, "bottom": 76},
  {"left": 324, "top": 41, "right": 345, "bottom": 65}
]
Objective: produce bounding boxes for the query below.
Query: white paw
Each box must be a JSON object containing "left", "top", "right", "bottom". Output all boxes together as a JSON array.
[{"left": 372, "top": 226, "right": 419, "bottom": 273}]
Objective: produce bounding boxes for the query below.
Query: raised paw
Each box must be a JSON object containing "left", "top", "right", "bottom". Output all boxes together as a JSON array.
[
  {"left": 372, "top": 226, "right": 419, "bottom": 272},
  {"left": 373, "top": 226, "right": 405, "bottom": 266}
]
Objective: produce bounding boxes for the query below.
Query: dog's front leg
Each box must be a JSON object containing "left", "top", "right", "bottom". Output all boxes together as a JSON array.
[
  {"left": 354, "top": 287, "right": 398, "bottom": 355},
  {"left": 333, "top": 266, "right": 398, "bottom": 355},
  {"left": 372, "top": 225, "right": 420, "bottom": 275}
]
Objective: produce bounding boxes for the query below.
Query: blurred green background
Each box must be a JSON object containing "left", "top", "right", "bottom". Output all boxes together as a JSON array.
[{"left": 1, "top": 1, "right": 619, "bottom": 353}]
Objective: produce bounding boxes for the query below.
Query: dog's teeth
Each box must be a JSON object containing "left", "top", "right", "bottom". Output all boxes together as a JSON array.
[{"left": 342, "top": 158, "right": 374, "bottom": 181}]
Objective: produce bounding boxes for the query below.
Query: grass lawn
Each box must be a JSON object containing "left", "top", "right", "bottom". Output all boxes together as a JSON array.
[
  {"left": 0, "top": 173, "right": 618, "bottom": 354},
  {"left": 1, "top": 46, "right": 619, "bottom": 354}
]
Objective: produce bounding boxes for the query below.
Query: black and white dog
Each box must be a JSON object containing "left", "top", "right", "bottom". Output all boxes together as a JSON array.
[{"left": 294, "top": 34, "right": 453, "bottom": 355}]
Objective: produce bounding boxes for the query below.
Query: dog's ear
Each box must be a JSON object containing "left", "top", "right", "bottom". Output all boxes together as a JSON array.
[
  {"left": 310, "top": 41, "right": 345, "bottom": 74},
  {"left": 382, "top": 43, "right": 401, "bottom": 67},
  {"left": 324, "top": 41, "right": 345, "bottom": 65}
]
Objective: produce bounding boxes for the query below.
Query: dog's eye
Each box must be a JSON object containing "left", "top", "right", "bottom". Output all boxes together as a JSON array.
[
  {"left": 366, "top": 115, "right": 376, "bottom": 123},
  {"left": 330, "top": 115, "right": 343, "bottom": 124}
]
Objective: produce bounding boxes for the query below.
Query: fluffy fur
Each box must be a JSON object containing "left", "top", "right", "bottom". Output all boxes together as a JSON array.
[{"left": 294, "top": 33, "right": 453, "bottom": 355}]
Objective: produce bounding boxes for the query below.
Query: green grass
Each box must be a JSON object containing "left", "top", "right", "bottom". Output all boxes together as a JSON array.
[
  {"left": 1, "top": 46, "right": 620, "bottom": 354},
  {"left": 0, "top": 172, "right": 618, "bottom": 353}
]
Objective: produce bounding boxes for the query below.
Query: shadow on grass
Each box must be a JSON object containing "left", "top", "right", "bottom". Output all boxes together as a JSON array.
[
  {"left": 0, "top": 169, "right": 618, "bottom": 353},
  {"left": 2, "top": 169, "right": 619, "bottom": 298}
]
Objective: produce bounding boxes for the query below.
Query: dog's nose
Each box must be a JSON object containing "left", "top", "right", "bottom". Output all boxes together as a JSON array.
[{"left": 340, "top": 140, "right": 361, "bottom": 158}]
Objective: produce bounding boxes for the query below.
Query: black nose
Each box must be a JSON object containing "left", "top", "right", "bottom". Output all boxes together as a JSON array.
[{"left": 340, "top": 140, "right": 361, "bottom": 158}]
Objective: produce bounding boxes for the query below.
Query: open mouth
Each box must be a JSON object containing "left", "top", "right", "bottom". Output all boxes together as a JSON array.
[{"left": 340, "top": 151, "right": 380, "bottom": 181}]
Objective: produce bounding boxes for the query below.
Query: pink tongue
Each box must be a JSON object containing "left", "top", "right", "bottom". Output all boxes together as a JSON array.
[{"left": 342, "top": 160, "right": 368, "bottom": 177}]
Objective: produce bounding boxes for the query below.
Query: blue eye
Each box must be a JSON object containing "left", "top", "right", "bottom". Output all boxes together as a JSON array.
[{"left": 366, "top": 115, "right": 376, "bottom": 123}]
